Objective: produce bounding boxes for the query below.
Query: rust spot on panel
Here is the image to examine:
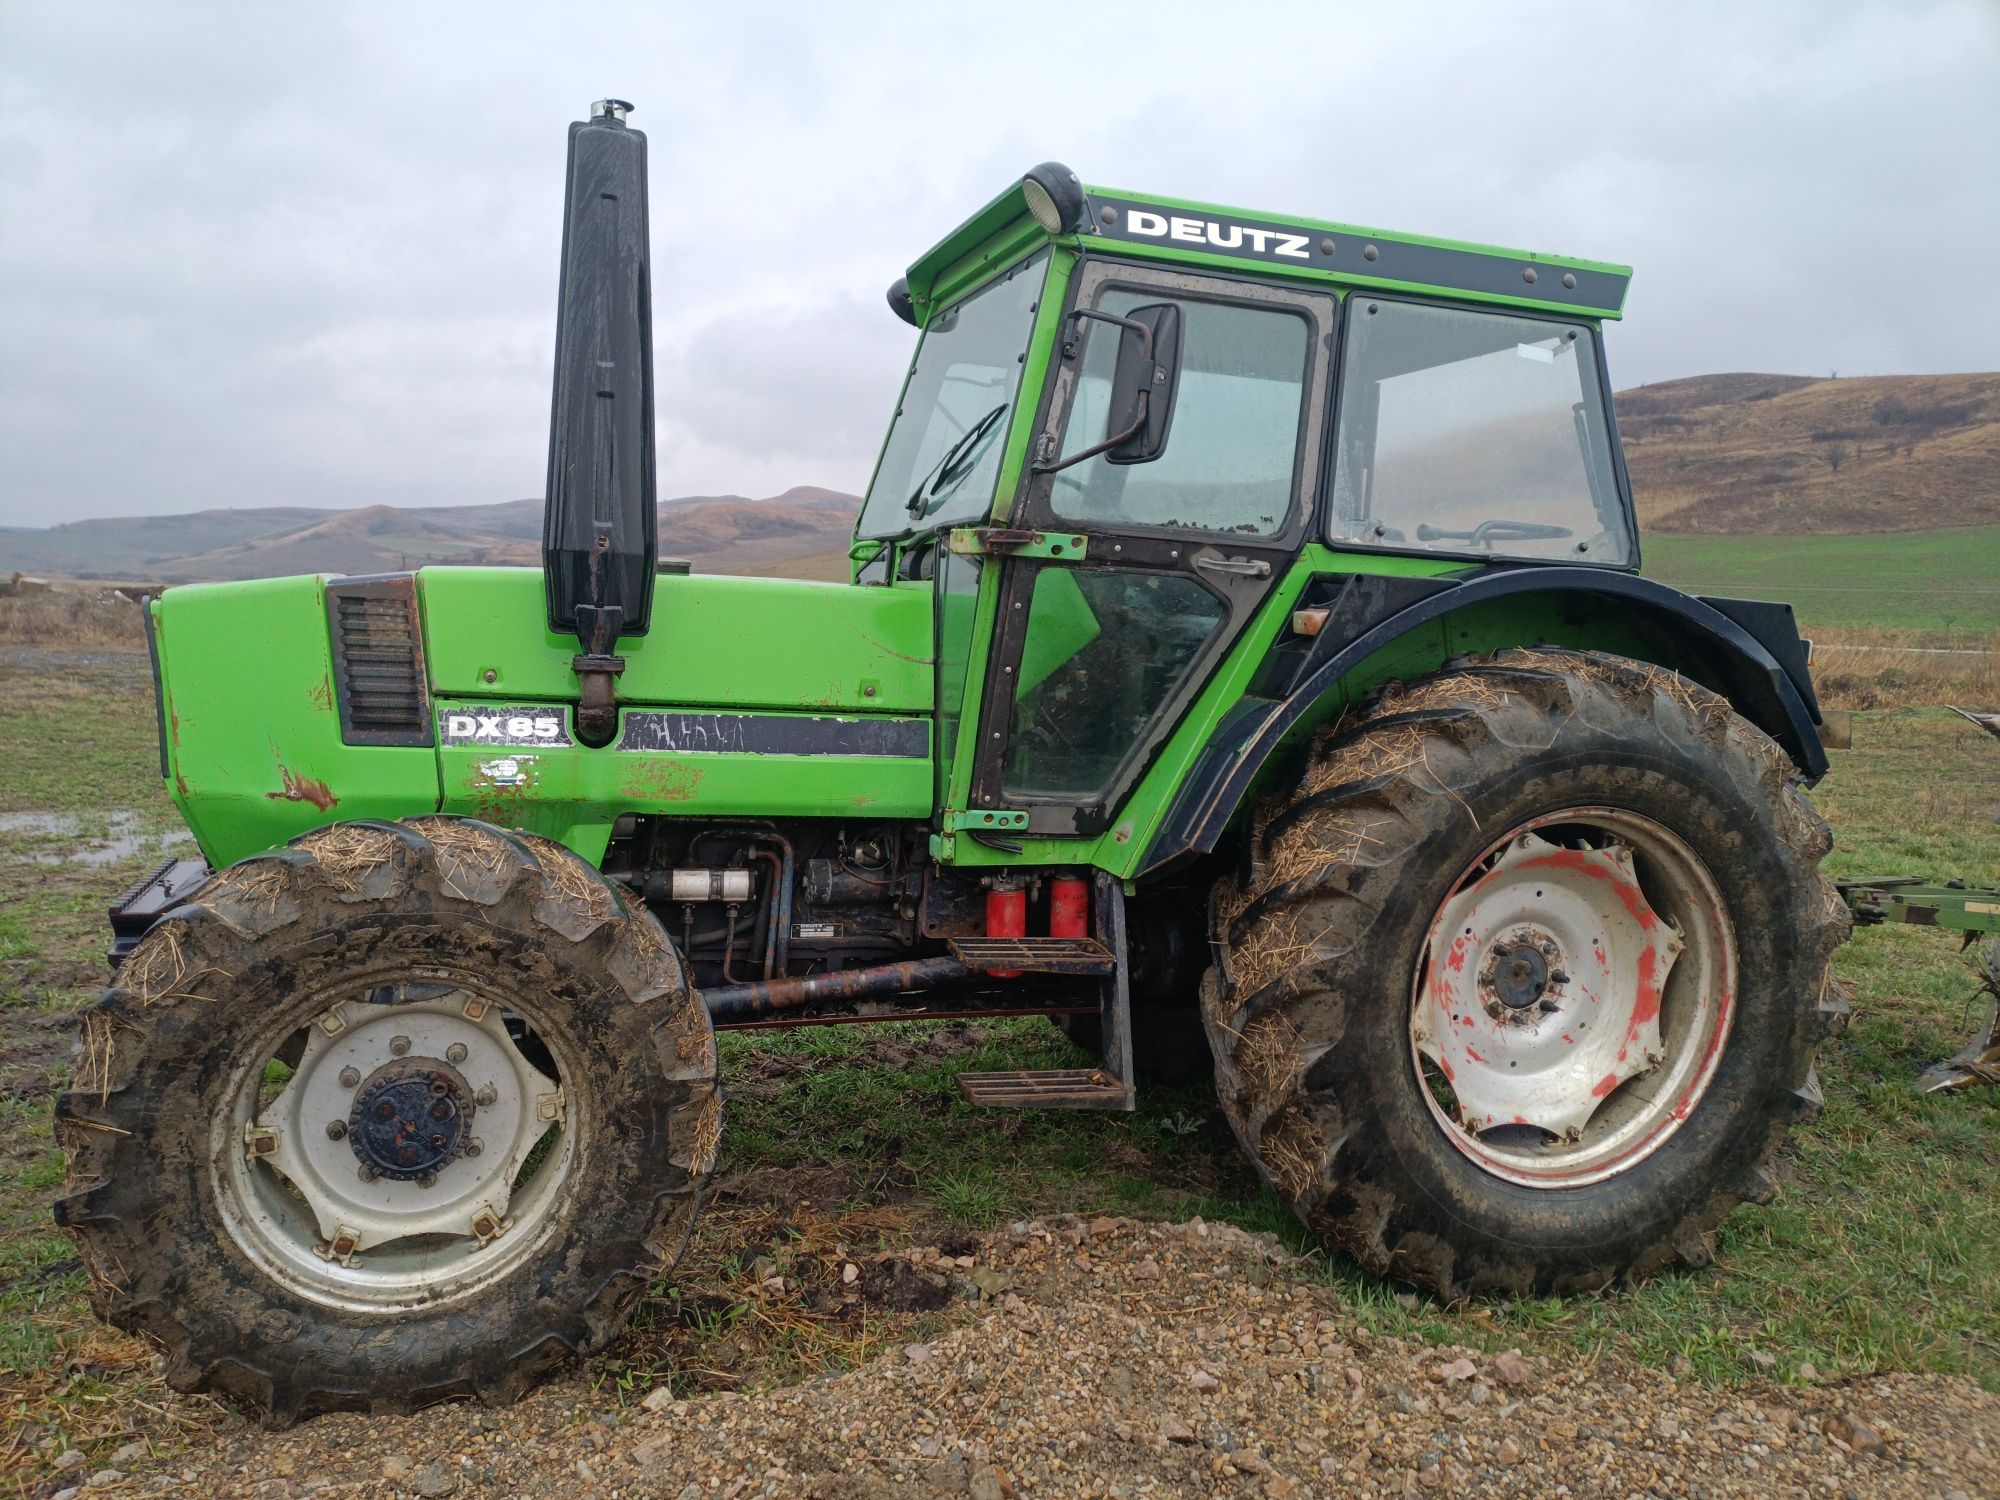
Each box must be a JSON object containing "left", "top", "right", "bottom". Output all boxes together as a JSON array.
[
  {"left": 309, "top": 675, "right": 334, "bottom": 711},
  {"left": 267, "top": 766, "right": 338, "bottom": 811},
  {"left": 625, "top": 758, "right": 703, "bottom": 803},
  {"left": 174, "top": 772, "right": 189, "bottom": 797}
]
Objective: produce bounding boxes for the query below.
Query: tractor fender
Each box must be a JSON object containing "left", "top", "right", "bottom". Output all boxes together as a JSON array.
[{"left": 1138, "top": 567, "right": 1829, "bottom": 881}]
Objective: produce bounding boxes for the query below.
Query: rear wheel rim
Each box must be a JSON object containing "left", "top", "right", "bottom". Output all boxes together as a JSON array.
[
  {"left": 213, "top": 975, "right": 581, "bottom": 1312},
  {"left": 1409, "top": 807, "right": 1736, "bottom": 1189}
]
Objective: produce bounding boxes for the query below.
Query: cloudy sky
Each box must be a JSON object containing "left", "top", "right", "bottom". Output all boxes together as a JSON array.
[{"left": 2, "top": 0, "right": 1995, "bottom": 527}]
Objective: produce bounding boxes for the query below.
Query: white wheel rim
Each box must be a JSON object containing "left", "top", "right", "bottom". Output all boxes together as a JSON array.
[
  {"left": 214, "top": 977, "right": 580, "bottom": 1312},
  {"left": 1410, "top": 807, "right": 1736, "bottom": 1188}
]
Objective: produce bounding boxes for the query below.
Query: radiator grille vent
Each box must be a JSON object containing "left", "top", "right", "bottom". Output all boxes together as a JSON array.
[{"left": 327, "top": 576, "right": 432, "bottom": 746}]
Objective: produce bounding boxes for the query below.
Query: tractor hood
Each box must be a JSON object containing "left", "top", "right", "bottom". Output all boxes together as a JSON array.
[
  {"left": 420, "top": 566, "right": 932, "bottom": 714},
  {"left": 149, "top": 565, "right": 937, "bottom": 870}
]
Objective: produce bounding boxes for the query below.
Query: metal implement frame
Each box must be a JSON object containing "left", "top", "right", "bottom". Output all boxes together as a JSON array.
[{"left": 1840, "top": 878, "right": 2000, "bottom": 937}]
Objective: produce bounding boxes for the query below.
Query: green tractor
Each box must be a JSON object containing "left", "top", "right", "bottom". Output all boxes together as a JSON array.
[{"left": 58, "top": 101, "right": 1848, "bottom": 1422}]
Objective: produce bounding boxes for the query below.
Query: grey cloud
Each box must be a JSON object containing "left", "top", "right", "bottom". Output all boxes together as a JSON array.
[{"left": 1, "top": 0, "right": 1994, "bottom": 525}]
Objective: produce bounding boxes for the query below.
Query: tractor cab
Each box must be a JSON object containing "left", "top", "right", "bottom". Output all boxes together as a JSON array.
[{"left": 842, "top": 165, "right": 1665, "bottom": 860}]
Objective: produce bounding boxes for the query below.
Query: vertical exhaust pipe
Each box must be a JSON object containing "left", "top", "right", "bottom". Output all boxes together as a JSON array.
[{"left": 543, "top": 98, "right": 657, "bottom": 746}]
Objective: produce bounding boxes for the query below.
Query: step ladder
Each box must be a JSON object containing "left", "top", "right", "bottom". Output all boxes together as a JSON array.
[{"left": 953, "top": 873, "right": 1135, "bottom": 1112}]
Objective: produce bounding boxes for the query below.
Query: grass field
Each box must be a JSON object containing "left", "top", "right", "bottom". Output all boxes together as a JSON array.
[
  {"left": 2, "top": 647, "right": 1998, "bottom": 1483},
  {"left": 1641, "top": 525, "right": 2000, "bottom": 632}
]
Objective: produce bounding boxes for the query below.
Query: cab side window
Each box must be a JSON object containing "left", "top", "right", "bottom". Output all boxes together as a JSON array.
[
  {"left": 1048, "top": 293, "right": 1310, "bottom": 537},
  {"left": 1329, "top": 298, "right": 1630, "bottom": 564}
]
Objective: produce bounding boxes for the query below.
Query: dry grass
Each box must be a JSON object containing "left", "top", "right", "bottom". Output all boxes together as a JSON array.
[
  {"left": 1808, "top": 627, "right": 1999, "bottom": 710},
  {"left": 1259, "top": 1108, "right": 1325, "bottom": 1201},
  {"left": 116, "top": 920, "right": 225, "bottom": 1009},
  {"left": 0, "top": 1319, "right": 226, "bottom": 1483},
  {"left": 0, "top": 588, "right": 148, "bottom": 648},
  {"left": 295, "top": 823, "right": 400, "bottom": 895},
  {"left": 685, "top": 1092, "right": 723, "bottom": 1179}
]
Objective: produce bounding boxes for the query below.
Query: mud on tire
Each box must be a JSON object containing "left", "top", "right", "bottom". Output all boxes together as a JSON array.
[
  {"left": 54, "top": 817, "right": 718, "bottom": 1424},
  {"left": 1202, "top": 648, "right": 1849, "bottom": 1298}
]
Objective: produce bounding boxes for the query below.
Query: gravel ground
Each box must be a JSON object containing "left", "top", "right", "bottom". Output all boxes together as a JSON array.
[{"left": 32, "top": 1215, "right": 1999, "bottom": 1499}]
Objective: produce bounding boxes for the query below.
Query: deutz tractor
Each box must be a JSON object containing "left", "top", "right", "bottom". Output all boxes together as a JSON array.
[{"left": 57, "top": 101, "right": 1847, "bottom": 1422}]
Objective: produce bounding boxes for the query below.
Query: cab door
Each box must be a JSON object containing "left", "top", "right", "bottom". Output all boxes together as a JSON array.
[{"left": 968, "top": 261, "right": 1336, "bottom": 838}]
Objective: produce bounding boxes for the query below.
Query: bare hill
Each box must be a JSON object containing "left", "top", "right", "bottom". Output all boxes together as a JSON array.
[
  {"left": 6, "top": 374, "right": 1995, "bottom": 582},
  {"left": 1615, "top": 371, "right": 2000, "bottom": 533},
  {"left": 2, "top": 490, "right": 860, "bottom": 584}
]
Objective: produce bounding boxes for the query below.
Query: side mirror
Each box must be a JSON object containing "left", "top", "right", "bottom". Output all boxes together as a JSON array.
[
  {"left": 1105, "top": 302, "right": 1181, "bottom": 464},
  {"left": 1033, "top": 301, "right": 1183, "bottom": 474}
]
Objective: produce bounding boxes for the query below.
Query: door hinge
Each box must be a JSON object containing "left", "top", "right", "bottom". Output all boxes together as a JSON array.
[
  {"left": 942, "top": 807, "right": 1031, "bottom": 834},
  {"left": 947, "top": 527, "right": 1088, "bottom": 562}
]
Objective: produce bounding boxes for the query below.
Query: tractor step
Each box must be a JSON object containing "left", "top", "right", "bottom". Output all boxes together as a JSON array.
[
  {"left": 947, "top": 936, "right": 1116, "bottom": 975},
  {"left": 955, "top": 1068, "right": 1131, "bottom": 1110}
]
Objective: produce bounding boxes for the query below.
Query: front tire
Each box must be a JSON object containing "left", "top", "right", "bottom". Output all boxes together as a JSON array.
[
  {"left": 1203, "top": 649, "right": 1848, "bottom": 1298},
  {"left": 55, "top": 817, "right": 718, "bottom": 1424}
]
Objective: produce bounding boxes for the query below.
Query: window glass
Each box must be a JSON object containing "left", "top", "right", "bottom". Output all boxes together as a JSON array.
[
  {"left": 1049, "top": 292, "right": 1308, "bottom": 536},
  {"left": 933, "top": 550, "right": 982, "bottom": 807},
  {"left": 1329, "top": 300, "right": 1630, "bottom": 564},
  {"left": 856, "top": 254, "right": 1048, "bottom": 540},
  {"left": 1002, "top": 569, "right": 1226, "bottom": 799}
]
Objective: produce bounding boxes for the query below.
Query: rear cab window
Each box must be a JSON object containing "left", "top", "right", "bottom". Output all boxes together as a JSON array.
[{"left": 1329, "top": 298, "right": 1633, "bottom": 566}]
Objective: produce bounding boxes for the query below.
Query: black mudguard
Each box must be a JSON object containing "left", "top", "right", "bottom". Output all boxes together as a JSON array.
[{"left": 1139, "top": 568, "right": 1828, "bottom": 880}]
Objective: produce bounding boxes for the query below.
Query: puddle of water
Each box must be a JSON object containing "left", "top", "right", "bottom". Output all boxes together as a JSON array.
[{"left": 0, "top": 809, "right": 196, "bottom": 867}]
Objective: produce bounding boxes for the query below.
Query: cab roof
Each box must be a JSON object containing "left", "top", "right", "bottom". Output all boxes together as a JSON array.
[{"left": 903, "top": 168, "right": 1632, "bottom": 327}]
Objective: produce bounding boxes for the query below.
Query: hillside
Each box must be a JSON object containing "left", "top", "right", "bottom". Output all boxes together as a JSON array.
[
  {"left": 1615, "top": 371, "right": 2000, "bottom": 533},
  {"left": 5, "top": 373, "right": 1996, "bottom": 583},
  {"left": 2, "top": 486, "right": 858, "bottom": 584}
]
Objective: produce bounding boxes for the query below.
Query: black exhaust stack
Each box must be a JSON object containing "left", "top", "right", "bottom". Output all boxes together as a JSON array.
[{"left": 543, "top": 98, "right": 656, "bottom": 746}]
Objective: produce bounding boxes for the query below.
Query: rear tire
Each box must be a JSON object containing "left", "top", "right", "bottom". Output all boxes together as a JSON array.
[
  {"left": 1202, "top": 649, "right": 1848, "bottom": 1298},
  {"left": 55, "top": 817, "right": 717, "bottom": 1424}
]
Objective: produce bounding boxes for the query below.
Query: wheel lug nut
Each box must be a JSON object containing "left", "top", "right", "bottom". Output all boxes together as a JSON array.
[
  {"left": 325, "top": 1120, "right": 348, "bottom": 1140},
  {"left": 339, "top": 1066, "right": 361, "bottom": 1089},
  {"left": 465, "top": 1138, "right": 483, "bottom": 1158},
  {"left": 446, "top": 1043, "right": 468, "bottom": 1064},
  {"left": 357, "top": 1164, "right": 378, "bottom": 1183},
  {"left": 475, "top": 1085, "right": 498, "bottom": 1107},
  {"left": 389, "top": 1035, "right": 411, "bottom": 1057},
  {"left": 416, "top": 1171, "right": 438, "bottom": 1189}
]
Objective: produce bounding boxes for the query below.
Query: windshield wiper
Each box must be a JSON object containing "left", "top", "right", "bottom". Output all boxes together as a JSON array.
[{"left": 906, "top": 404, "right": 1008, "bottom": 518}]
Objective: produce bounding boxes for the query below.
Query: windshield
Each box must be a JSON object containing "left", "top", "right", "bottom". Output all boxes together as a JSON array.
[
  {"left": 1329, "top": 298, "right": 1632, "bottom": 565},
  {"left": 856, "top": 253, "right": 1048, "bottom": 540}
]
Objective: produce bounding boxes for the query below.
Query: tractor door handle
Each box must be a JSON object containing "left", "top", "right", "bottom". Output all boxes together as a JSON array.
[{"left": 1195, "top": 554, "right": 1272, "bottom": 578}]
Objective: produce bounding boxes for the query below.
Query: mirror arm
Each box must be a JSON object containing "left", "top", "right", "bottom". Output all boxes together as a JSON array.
[
  {"left": 1064, "top": 307, "right": 1156, "bottom": 359},
  {"left": 1031, "top": 393, "right": 1149, "bottom": 476}
]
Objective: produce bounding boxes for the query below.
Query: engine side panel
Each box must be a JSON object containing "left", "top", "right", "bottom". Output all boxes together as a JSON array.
[
  {"left": 420, "top": 567, "right": 934, "bottom": 714},
  {"left": 156, "top": 567, "right": 938, "bottom": 869}
]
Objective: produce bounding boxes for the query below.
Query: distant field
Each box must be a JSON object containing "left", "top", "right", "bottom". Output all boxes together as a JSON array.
[{"left": 1641, "top": 525, "right": 2000, "bottom": 631}]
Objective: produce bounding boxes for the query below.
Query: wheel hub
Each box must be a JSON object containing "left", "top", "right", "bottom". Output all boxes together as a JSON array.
[
  {"left": 349, "top": 1059, "right": 476, "bottom": 1181},
  {"left": 1481, "top": 929, "right": 1563, "bottom": 1015}
]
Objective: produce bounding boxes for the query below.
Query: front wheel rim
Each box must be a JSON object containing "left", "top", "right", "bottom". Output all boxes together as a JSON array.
[
  {"left": 1409, "top": 807, "right": 1737, "bottom": 1189},
  {"left": 213, "top": 975, "right": 581, "bottom": 1312}
]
